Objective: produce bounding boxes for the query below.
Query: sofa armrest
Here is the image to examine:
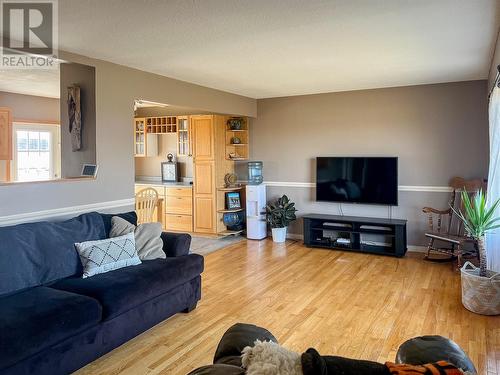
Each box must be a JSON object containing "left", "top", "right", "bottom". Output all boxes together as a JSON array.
[{"left": 161, "top": 232, "right": 191, "bottom": 257}]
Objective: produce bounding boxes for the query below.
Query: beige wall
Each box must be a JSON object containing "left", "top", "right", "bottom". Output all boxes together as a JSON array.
[
  {"left": 60, "top": 62, "right": 97, "bottom": 178},
  {"left": 0, "top": 91, "right": 59, "bottom": 121},
  {"left": 0, "top": 91, "right": 60, "bottom": 182},
  {"left": 0, "top": 51, "right": 256, "bottom": 217},
  {"left": 248, "top": 80, "right": 489, "bottom": 246}
]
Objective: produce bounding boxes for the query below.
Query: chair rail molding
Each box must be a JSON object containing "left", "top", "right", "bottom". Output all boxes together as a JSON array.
[
  {"left": 239, "top": 181, "right": 452, "bottom": 192},
  {"left": 0, "top": 198, "right": 135, "bottom": 226}
]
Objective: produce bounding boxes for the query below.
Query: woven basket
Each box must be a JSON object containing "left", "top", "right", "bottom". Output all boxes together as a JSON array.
[{"left": 460, "top": 261, "right": 500, "bottom": 315}]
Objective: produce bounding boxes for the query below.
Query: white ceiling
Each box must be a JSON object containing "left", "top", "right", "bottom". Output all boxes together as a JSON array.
[
  {"left": 0, "top": 68, "right": 60, "bottom": 98},
  {"left": 56, "top": 0, "right": 499, "bottom": 98}
]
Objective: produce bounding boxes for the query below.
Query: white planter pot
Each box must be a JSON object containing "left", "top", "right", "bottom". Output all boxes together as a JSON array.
[
  {"left": 271, "top": 227, "right": 287, "bottom": 243},
  {"left": 461, "top": 261, "right": 500, "bottom": 315}
]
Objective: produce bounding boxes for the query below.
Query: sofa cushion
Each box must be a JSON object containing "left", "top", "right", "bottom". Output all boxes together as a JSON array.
[
  {"left": 110, "top": 216, "right": 165, "bottom": 260},
  {"left": 0, "top": 212, "right": 106, "bottom": 297},
  {"left": 100, "top": 211, "right": 137, "bottom": 237},
  {"left": 75, "top": 233, "right": 142, "bottom": 278},
  {"left": 51, "top": 254, "right": 204, "bottom": 320},
  {"left": 0, "top": 286, "right": 102, "bottom": 370}
]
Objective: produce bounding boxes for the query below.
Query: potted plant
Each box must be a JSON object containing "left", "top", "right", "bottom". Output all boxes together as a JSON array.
[
  {"left": 266, "top": 195, "right": 297, "bottom": 243},
  {"left": 452, "top": 189, "right": 500, "bottom": 315}
]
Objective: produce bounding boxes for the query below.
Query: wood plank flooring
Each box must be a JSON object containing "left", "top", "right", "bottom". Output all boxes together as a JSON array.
[{"left": 76, "top": 239, "right": 500, "bottom": 375}]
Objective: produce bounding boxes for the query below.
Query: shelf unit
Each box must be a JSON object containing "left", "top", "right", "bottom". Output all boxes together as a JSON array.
[
  {"left": 218, "top": 229, "right": 244, "bottom": 236},
  {"left": 303, "top": 214, "right": 407, "bottom": 257},
  {"left": 217, "top": 185, "right": 245, "bottom": 192},
  {"left": 216, "top": 183, "right": 246, "bottom": 236},
  {"left": 225, "top": 117, "right": 249, "bottom": 161},
  {"left": 217, "top": 208, "right": 245, "bottom": 213},
  {"left": 146, "top": 116, "right": 177, "bottom": 134}
]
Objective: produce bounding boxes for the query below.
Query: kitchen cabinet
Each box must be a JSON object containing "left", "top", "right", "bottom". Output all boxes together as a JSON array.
[
  {"left": 0, "top": 108, "right": 12, "bottom": 160},
  {"left": 164, "top": 187, "right": 193, "bottom": 232},
  {"left": 134, "top": 117, "right": 158, "bottom": 157},
  {"left": 134, "top": 184, "right": 193, "bottom": 232},
  {"left": 192, "top": 115, "right": 243, "bottom": 235},
  {"left": 177, "top": 116, "right": 192, "bottom": 156}
]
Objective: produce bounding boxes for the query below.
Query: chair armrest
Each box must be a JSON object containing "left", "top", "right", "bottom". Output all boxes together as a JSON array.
[
  {"left": 396, "top": 336, "right": 476, "bottom": 374},
  {"left": 213, "top": 323, "right": 277, "bottom": 367},
  {"left": 422, "top": 207, "right": 451, "bottom": 215},
  {"left": 160, "top": 232, "right": 191, "bottom": 257}
]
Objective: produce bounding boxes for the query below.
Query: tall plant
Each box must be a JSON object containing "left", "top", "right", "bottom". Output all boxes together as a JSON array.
[
  {"left": 452, "top": 189, "right": 500, "bottom": 277},
  {"left": 266, "top": 195, "right": 297, "bottom": 228}
]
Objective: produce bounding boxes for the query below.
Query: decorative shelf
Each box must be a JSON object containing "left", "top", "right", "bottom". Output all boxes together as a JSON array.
[
  {"left": 225, "top": 117, "right": 249, "bottom": 161},
  {"left": 217, "top": 186, "right": 245, "bottom": 191},
  {"left": 218, "top": 229, "right": 244, "bottom": 236},
  {"left": 217, "top": 208, "right": 245, "bottom": 213}
]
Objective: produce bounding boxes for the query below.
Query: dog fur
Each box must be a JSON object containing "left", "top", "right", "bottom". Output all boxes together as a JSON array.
[{"left": 241, "top": 340, "right": 303, "bottom": 375}]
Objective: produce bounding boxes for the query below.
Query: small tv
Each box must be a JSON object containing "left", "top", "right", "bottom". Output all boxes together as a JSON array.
[{"left": 316, "top": 157, "right": 398, "bottom": 205}]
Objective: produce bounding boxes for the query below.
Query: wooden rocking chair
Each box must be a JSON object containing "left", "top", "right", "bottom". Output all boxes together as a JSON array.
[{"left": 422, "top": 177, "right": 486, "bottom": 268}]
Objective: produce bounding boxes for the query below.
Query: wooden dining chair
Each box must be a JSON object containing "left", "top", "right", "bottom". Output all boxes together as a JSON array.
[
  {"left": 135, "top": 188, "right": 159, "bottom": 224},
  {"left": 422, "top": 177, "right": 486, "bottom": 268}
]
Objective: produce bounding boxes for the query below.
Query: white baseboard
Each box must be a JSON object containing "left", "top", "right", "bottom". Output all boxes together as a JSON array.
[
  {"left": 285, "top": 232, "right": 426, "bottom": 252},
  {"left": 0, "top": 198, "right": 135, "bottom": 226}
]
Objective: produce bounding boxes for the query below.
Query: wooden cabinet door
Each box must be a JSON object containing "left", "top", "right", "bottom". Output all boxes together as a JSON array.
[
  {"left": 0, "top": 108, "right": 12, "bottom": 160},
  {"left": 193, "top": 160, "right": 216, "bottom": 233},
  {"left": 192, "top": 115, "right": 214, "bottom": 161}
]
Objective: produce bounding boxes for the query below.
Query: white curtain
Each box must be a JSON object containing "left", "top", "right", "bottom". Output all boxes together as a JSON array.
[{"left": 487, "top": 84, "right": 500, "bottom": 272}]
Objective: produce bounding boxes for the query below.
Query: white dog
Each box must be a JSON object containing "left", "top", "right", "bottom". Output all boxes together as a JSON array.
[{"left": 241, "top": 340, "right": 303, "bottom": 375}]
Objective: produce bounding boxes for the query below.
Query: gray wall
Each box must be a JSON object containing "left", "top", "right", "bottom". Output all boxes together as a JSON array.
[
  {"left": 60, "top": 62, "right": 97, "bottom": 177},
  {"left": 248, "top": 81, "right": 489, "bottom": 246},
  {"left": 0, "top": 51, "right": 256, "bottom": 217}
]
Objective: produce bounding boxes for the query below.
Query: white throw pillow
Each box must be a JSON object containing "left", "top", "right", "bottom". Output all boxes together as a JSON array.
[
  {"left": 109, "top": 216, "right": 165, "bottom": 260},
  {"left": 74, "top": 232, "right": 141, "bottom": 278}
]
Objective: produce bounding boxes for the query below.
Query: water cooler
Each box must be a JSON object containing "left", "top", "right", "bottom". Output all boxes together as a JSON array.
[{"left": 246, "top": 184, "right": 267, "bottom": 239}]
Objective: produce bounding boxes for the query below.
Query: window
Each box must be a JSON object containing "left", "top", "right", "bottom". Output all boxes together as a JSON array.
[{"left": 12, "top": 123, "right": 61, "bottom": 182}]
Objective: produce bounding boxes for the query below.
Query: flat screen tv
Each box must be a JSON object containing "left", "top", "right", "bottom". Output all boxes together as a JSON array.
[{"left": 316, "top": 157, "right": 398, "bottom": 205}]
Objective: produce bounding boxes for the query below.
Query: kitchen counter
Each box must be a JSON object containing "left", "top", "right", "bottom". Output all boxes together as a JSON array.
[{"left": 135, "top": 180, "right": 193, "bottom": 188}]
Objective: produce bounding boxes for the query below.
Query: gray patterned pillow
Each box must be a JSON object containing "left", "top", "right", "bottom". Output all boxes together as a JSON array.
[{"left": 75, "top": 232, "right": 141, "bottom": 278}]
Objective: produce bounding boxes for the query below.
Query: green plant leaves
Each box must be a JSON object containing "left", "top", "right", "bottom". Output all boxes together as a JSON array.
[
  {"left": 266, "top": 194, "right": 298, "bottom": 228},
  {"left": 451, "top": 188, "right": 500, "bottom": 239}
]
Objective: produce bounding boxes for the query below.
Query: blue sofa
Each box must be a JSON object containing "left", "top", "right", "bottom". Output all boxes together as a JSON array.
[{"left": 0, "top": 211, "right": 204, "bottom": 375}]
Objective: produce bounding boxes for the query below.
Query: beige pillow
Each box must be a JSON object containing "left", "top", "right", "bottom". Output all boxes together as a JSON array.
[{"left": 109, "top": 216, "right": 165, "bottom": 260}]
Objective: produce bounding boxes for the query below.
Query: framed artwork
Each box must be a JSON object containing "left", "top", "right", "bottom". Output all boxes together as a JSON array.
[{"left": 225, "top": 192, "right": 241, "bottom": 210}]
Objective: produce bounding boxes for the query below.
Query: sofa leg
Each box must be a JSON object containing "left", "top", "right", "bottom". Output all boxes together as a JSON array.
[{"left": 182, "top": 302, "right": 197, "bottom": 313}]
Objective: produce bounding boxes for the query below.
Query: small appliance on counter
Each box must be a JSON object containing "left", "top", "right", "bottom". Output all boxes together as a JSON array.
[{"left": 161, "top": 153, "right": 178, "bottom": 182}]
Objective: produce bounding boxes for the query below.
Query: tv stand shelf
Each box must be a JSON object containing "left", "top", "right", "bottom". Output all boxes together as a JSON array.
[{"left": 303, "top": 214, "right": 407, "bottom": 257}]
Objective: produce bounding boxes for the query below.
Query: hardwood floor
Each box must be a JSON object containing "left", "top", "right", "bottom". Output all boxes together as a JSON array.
[{"left": 76, "top": 239, "right": 500, "bottom": 375}]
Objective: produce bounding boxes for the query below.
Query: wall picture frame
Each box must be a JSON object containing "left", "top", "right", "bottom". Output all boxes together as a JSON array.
[{"left": 225, "top": 192, "right": 241, "bottom": 210}]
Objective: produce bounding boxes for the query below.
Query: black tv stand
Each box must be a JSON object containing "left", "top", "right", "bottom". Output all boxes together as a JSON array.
[{"left": 303, "top": 214, "right": 407, "bottom": 257}]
